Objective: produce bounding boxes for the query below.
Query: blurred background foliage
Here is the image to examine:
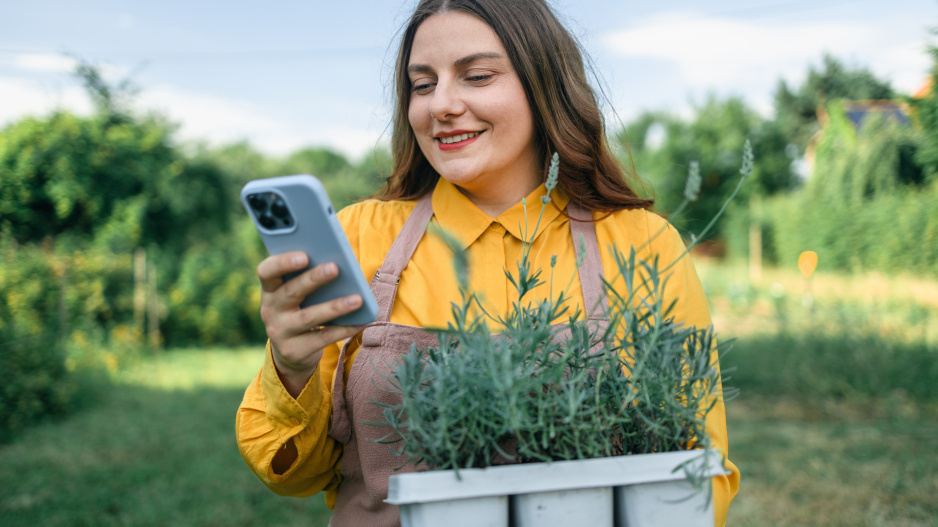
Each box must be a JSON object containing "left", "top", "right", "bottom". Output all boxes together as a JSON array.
[
  {"left": 0, "top": 64, "right": 393, "bottom": 442},
  {"left": 2, "top": 42, "right": 938, "bottom": 525},
  {"left": 1, "top": 47, "right": 937, "bottom": 452}
]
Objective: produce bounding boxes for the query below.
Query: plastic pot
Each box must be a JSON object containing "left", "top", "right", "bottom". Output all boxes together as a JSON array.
[{"left": 386, "top": 450, "right": 727, "bottom": 527}]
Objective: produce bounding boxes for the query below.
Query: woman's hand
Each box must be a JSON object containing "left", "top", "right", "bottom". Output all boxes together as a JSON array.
[{"left": 257, "top": 251, "right": 367, "bottom": 398}]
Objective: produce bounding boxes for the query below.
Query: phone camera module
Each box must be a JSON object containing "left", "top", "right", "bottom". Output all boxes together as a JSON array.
[
  {"left": 270, "top": 198, "right": 289, "bottom": 219},
  {"left": 259, "top": 212, "right": 277, "bottom": 230},
  {"left": 247, "top": 193, "right": 267, "bottom": 213}
]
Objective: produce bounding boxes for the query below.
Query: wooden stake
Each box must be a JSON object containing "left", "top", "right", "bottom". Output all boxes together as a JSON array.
[
  {"left": 148, "top": 264, "right": 160, "bottom": 350},
  {"left": 59, "top": 259, "right": 67, "bottom": 346},
  {"left": 749, "top": 195, "right": 762, "bottom": 283},
  {"left": 134, "top": 248, "right": 146, "bottom": 342}
]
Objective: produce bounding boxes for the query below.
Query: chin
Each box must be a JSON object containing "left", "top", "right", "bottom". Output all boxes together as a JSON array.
[{"left": 434, "top": 163, "right": 484, "bottom": 188}]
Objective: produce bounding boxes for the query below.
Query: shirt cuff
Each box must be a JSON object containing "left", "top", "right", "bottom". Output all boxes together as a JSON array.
[{"left": 260, "top": 340, "right": 321, "bottom": 437}]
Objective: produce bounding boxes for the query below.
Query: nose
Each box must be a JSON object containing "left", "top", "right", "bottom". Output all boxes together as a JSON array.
[{"left": 428, "top": 79, "right": 465, "bottom": 121}]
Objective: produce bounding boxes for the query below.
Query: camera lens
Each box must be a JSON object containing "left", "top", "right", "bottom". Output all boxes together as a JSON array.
[
  {"left": 270, "top": 197, "right": 288, "bottom": 218},
  {"left": 247, "top": 194, "right": 267, "bottom": 213},
  {"left": 282, "top": 215, "right": 293, "bottom": 227},
  {"left": 259, "top": 212, "right": 276, "bottom": 229}
]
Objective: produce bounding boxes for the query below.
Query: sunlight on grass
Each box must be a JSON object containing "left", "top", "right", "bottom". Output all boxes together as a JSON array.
[
  {"left": 113, "top": 346, "right": 266, "bottom": 391},
  {"left": 696, "top": 260, "right": 938, "bottom": 346}
]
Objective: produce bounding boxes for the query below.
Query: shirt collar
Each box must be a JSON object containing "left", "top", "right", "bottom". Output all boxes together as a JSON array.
[{"left": 431, "top": 178, "right": 571, "bottom": 249}]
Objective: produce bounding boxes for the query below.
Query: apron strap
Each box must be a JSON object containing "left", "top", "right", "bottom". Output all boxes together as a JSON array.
[
  {"left": 370, "top": 192, "right": 434, "bottom": 323},
  {"left": 566, "top": 200, "right": 609, "bottom": 320},
  {"left": 329, "top": 192, "right": 434, "bottom": 444}
]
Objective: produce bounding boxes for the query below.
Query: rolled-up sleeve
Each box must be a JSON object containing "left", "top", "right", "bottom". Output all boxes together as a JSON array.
[{"left": 236, "top": 340, "right": 344, "bottom": 499}]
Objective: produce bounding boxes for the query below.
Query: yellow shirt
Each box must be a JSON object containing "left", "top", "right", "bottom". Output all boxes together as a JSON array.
[{"left": 236, "top": 178, "right": 740, "bottom": 524}]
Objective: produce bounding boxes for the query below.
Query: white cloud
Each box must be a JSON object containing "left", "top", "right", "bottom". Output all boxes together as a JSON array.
[
  {"left": 0, "top": 51, "right": 133, "bottom": 83},
  {"left": 0, "top": 76, "right": 92, "bottom": 123},
  {"left": 602, "top": 11, "right": 934, "bottom": 107},
  {"left": 1, "top": 52, "right": 78, "bottom": 73},
  {"left": 139, "top": 85, "right": 381, "bottom": 159},
  {"left": 0, "top": 72, "right": 380, "bottom": 160}
]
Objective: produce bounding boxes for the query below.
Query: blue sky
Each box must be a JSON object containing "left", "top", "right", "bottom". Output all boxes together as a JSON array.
[{"left": 1, "top": 0, "right": 936, "bottom": 159}]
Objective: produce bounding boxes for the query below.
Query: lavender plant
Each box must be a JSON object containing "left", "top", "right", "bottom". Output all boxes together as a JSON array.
[{"left": 374, "top": 143, "right": 752, "bottom": 485}]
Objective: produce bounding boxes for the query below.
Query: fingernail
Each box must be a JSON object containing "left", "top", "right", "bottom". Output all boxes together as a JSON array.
[
  {"left": 321, "top": 263, "right": 337, "bottom": 277},
  {"left": 292, "top": 254, "right": 305, "bottom": 267},
  {"left": 345, "top": 295, "right": 361, "bottom": 307}
]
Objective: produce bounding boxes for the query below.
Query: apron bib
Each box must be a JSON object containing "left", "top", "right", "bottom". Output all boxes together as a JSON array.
[{"left": 327, "top": 193, "right": 609, "bottom": 527}]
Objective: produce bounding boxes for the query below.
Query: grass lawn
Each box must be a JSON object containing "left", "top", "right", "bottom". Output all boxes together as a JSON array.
[
  {"left": 0, "top": 348, "right": 333, "bottom": 527},
  {"left": 4, "top": 347, "right": 936, "bottom": 526},
  {"left": 702, "top": 261, "right": 938, "bottom": 526},
  {"left": 726, "top": 397, "right": 938, "bottom": 527}
]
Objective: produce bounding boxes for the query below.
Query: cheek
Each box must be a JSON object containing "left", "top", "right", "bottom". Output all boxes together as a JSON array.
[
  {"left": 408, "top": 100, "right": 427, "bottom": 133},
  {"left": 498, "top": 97, "right": 535, "bottom": 142}
]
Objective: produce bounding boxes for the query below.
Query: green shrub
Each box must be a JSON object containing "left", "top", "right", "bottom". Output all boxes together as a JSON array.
[
  {"left": 725, "top": 100, "right": 937, "bottom": 276},
  {"left": 0, "top": 238, "right": 131, "bottom": 442},
  {"left": 758, "top": 186, "right": 938, "bottom": 275},
  {"left": 163, "top": 219, "right": 267, "bottom": 346}
]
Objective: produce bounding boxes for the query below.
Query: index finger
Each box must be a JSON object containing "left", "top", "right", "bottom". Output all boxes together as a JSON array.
[{"left": 257, "top": 252, "right": 309, "bottom": 293}]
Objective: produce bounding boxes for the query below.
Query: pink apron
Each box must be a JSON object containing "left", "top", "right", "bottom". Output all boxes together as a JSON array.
[{"left": 327, "top": 193, "right": 609, "bottom": 526}]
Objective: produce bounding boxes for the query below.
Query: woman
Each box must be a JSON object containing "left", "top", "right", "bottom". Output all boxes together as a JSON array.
[{"left": 236, "top": 1, "right": 740, "bottom": 525}]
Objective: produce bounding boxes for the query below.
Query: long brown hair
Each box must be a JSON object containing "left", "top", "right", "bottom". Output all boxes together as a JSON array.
[{"left": 380, "top": 0, "right": 653, "bottom": 212}]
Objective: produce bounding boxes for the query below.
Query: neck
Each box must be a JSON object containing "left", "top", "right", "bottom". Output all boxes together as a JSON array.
[{"left": 456, "top": 177, "right": 541, "bottom": 217}]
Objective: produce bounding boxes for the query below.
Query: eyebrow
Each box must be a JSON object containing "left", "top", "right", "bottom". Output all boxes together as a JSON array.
[{"left": 408, "top": 51, "right": 505, "bottom": 74}]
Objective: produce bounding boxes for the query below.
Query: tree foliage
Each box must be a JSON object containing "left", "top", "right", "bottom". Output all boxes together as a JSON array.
[
  {"left": 0, "top": 63, "right": 391, "bottom": 441},
  {"left": 0, "top": 111, "right": 234, "bottom": 255},
  {"left": 757, "top": 97, "right": 936, "bottom": 274},
  {"left": 912, "top": 31, "right": 938, "bottom": 183},
  {"left": 774, "top": 54, "right": 896, "bottom": 153},
  {"left": 622, "top": 96, "right": 796, "bottom": 239}
]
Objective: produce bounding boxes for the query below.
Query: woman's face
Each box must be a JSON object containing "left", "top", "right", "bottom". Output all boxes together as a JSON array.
[{"left": 407, "top": 11, "right": 540, "bottom": 209}]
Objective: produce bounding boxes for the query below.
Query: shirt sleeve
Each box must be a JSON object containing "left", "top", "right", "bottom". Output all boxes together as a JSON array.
[
  {"left": 648, "top": 216, "right": 740, "bottom": 527},
  {"left": 235, "top": 340, "right": 344, "bottom": 498},
  {"left": 235, "top": 201, "right": 374, "bottom": 503}
]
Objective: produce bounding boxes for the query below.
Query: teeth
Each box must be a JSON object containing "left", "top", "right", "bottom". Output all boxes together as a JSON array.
[{"left": 439, "top": 132, "right": 481, "bottom": 144}]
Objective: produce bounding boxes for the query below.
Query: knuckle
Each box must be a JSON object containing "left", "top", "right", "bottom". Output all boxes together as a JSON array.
[
  {"left": 298, "top": 307, "right": 318, "bottom": 327},
  {"left": 284, "top": 273, "right": 310, "bottom": 299},
  {"left": 265, "top": 323, "right": 283, "bottom": 341},
  {"left": 257, "top": 258, "right": 277, "bottom": 280},
  {"left": 280, "top": 277, "right": 298, "bottom": 299},
  {"left": 259, "top": 304, "right": 272, "bottom": 323},
  {"left": 331, "top": 297, "right": 351, "bottom": 313}
]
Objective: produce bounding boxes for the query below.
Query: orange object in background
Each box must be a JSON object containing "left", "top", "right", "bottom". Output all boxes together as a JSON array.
[{"left": 799, "top": 251, "right": 818, "bottom": 278}]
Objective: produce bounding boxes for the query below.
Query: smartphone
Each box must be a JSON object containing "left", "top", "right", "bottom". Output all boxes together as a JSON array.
[{"left": 241, "top": 174, "right": 379, "bottom": 326}]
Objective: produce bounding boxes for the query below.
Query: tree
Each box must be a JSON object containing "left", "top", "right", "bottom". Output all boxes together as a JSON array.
[
  {"left": 774, "top": 54, "right": 895, "bottom": 154},
  {"left": 0, "top": 63, "right": 234, "bottom": 253},
  {"left": 621, "top": 96, "right": 796, "bottom": 239},
  {"left": 912, "top": 31, "right": 938, "bottom": 184},
  {"left": 280, "top": 146, "right": 352, "bottom": 179},
  {"left": 0, "top": 111, "right": 233, "bottom": 254}
]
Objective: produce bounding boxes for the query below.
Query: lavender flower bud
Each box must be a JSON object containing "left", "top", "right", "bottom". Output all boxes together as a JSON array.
[
  {"left": 546, "top": 152, "right": 560, "bottom": 193},
  {"left": 740, "top": 139, "right": 754, "bottom": 178},
  {"left": 684, "top": 161, "right": 701, "bottom": 202}
]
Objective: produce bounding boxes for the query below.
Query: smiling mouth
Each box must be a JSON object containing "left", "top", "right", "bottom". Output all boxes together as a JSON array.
[{"left": 437, "top": 131, "right": 483, "bottom": 144}]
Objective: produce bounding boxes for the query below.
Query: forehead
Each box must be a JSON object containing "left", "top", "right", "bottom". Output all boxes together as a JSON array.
[{"left": 408, "top": 11, "right": 507, "bottom": 67}]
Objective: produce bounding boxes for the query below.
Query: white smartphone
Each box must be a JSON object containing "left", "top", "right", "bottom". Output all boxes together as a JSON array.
[{"left": 241, "top": 174, "right": 378, "bottom": 326}]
